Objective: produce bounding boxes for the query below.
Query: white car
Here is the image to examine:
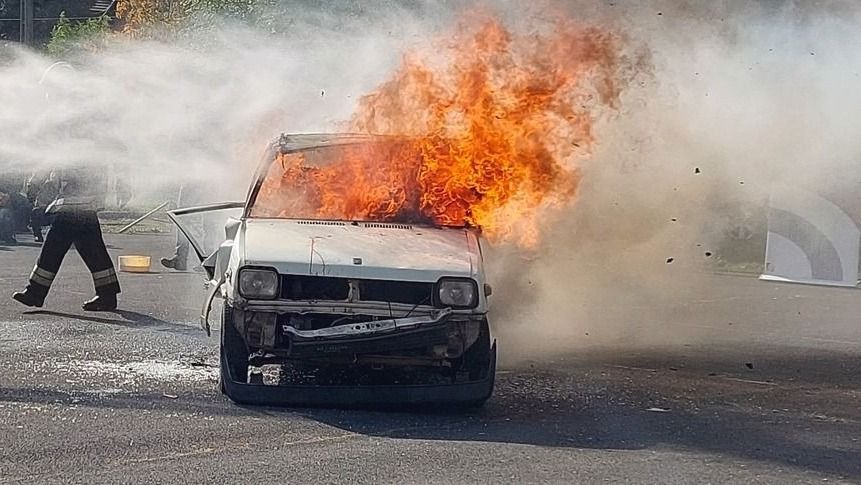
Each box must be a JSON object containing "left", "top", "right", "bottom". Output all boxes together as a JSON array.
[{"left": 169, "top": 133, "right": 496, "bottom": 406}]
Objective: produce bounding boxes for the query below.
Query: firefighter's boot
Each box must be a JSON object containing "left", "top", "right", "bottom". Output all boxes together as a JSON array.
[
  {"left": 12, "top": 290, "right": 44, "bottom": 308},
  {"left": 82, "top": 293, "right": 117, "bottom": 312}
]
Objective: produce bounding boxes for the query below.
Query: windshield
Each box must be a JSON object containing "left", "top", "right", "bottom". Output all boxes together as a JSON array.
[{"left": 249, "top": 140, "right": 467, "bottom": 227}]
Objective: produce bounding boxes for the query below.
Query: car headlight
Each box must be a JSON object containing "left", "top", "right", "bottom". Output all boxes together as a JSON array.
[
  {"left": 238, "top": 268, "right": 279, "bottom": 299},
  {"left": 437, "top": 278, "right": 478, "bottom": 309}
]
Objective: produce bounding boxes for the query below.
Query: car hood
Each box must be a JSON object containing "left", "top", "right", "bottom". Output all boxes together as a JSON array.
[{"left": 240, "top": 219, "right": 481, "bottom": 282}]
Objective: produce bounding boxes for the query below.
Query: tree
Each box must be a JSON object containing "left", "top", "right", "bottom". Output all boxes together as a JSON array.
[
  {"left": 115, "top": 0, "right": 262, "bottom": 39},
  {"left": 46, "top": 12, "right": 111, "bottom": 56},
  {"left": 116, "top": 0, "right": 188, "bottom": 38}
]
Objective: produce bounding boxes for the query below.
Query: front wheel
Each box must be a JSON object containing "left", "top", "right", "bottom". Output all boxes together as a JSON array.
[
  {"left": 463, "top": 319, "right": 493, "bottom": 381},
  {"left": 220, "top": 305, "right": 250, "bottom": 399},
  {"left": 454, "top": 319, "right": 495, "bottom": 409}
]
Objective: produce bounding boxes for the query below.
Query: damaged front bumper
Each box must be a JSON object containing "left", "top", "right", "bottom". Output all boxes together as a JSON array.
[
  {"left": 283, "top": 309, "right": 452, "bottom": 339},
  {"left": 281, "top": 309, "right": 452, "bottom": 359},
  {"left": 236, "top": 302, "right": 482, "bottom": 361},
  {"left": 222, "top": 301, "right": 494, "bottom": 406},
  {"left": 221, "top": 342, "right": 497, "bottom": 407}
]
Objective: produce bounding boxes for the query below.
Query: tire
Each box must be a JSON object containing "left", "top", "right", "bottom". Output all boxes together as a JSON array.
[
  {"left": 451, "top": 320, "right": 495, "bottom": 410},
  {"left": 220, "top": 305, "right": 250, "bottom": 396},
  {"left": 463, "top": 319, "right": 492, "bottom": 381}
]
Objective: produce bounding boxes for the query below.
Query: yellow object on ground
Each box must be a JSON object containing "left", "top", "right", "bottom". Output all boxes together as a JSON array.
[{"left": 118, "top": 255, "right": 151, "bottom": 273}]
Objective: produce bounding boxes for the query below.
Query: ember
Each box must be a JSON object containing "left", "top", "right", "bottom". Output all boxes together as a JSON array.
[{"left": 255, "top": 13, "right": 634, "bottom": 246}]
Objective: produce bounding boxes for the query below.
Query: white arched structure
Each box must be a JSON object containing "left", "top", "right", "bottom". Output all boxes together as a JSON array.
[{"left": 760, "top": 185, "right": 860, "bottom": 288}]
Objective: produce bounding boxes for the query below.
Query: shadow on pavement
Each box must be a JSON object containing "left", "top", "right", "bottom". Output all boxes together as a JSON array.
[
  {"left": 1, "top": 348, "right": 859, "bottom": 479},
  {"left": 298, "top": 404, "right": 861, "bottom": 480},
  {"left": 294, "top": 347, "right": 861, "bottom": 479},
  {"left": 22, "top": 309, "right": 199, "bottom": 335}
]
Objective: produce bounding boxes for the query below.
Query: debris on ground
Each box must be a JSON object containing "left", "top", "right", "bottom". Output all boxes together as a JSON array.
[{"left": 646, "top": 407, "right": 670, "bottom": 413}]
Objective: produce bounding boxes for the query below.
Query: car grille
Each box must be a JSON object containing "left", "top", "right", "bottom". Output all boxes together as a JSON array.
[
  {"left": 282, "top": 275, "right": 350, "bottom": 300},
  {"left": 358, "top": 279, "right": 433, "bottom": 305},
  {"left": 281, "top": 275, "right": 434, "bottom": 305}
]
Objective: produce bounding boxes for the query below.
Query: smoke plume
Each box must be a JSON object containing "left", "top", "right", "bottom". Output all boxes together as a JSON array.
[{"left": 488, "top": 1, "right": 861, "bottom": 363}]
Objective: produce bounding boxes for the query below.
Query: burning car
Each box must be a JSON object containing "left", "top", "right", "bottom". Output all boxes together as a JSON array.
[{"left": 169, "top": 134, "right": 496, "bottom": 406}]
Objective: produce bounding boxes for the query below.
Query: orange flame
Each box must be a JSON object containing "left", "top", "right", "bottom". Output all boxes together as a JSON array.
[{"left": 254, "top": 14, "right": 633, "bottom": 247}]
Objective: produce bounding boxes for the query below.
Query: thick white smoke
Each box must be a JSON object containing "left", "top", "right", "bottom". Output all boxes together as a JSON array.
[
  {"left": 0, "top": 3, "right": 459, "bottom": 200},
  {"left": 489, "top": 1, "right": 861, "bottom": 363}
]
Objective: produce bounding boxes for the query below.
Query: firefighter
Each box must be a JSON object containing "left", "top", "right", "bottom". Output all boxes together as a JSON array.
[
  {"left": 25, "top": 169, "right": 59, "bottom": 242},
  {"left": 12, "top": 165, "right": 121, "bottom": 311}
]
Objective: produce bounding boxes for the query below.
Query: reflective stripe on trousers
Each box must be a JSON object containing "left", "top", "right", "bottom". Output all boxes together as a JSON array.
[
  {"left": 29, "top": 265, "right": 56, "bottom": 288},
  {"left": 92, "top": 268, "right": 119, "bottom": 289}
]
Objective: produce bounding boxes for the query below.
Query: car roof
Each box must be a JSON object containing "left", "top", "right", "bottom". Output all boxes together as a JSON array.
[
  {"left": 271, "top": 133, "right": 397, "bottom": 153},
  {"left": 246, "top": 132, "right": 399, "bottom": 217},
  {"left": 245, "top": 133, "right": 476, "bottom": 231}
]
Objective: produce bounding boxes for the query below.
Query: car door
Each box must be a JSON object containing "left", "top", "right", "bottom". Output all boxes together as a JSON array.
[
  {"left": 167, "top": 202, "right": 245, "bottom": 334},
  {"left": 166, "top": 202, "right": 245, "bottom": 264}
]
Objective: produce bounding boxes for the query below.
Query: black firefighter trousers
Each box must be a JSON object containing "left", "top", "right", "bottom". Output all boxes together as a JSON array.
[{"left": 26, "top": 211, "right": 121, "bottom": 300}]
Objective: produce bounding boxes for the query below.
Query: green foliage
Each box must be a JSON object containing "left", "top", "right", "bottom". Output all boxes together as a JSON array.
[
  {"left": 176, "top": 0, "right": 279, "bottom": 38},
  {"left": 117, "top": 0, "right": 286, "bottom": 40},
  {"left": 47, "top": 12, "right": 111, "bottom": 56},
  {"left": 177, "top": 0, "right": 256, "bottom": 34},
  {"left": 195, "top": 0, "right": 257, "bottom": 18}
]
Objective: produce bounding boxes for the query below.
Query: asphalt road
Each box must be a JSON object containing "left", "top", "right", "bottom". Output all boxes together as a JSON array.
[{"left": 1, "top": 233, "right": 860, "bottom": 484}]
